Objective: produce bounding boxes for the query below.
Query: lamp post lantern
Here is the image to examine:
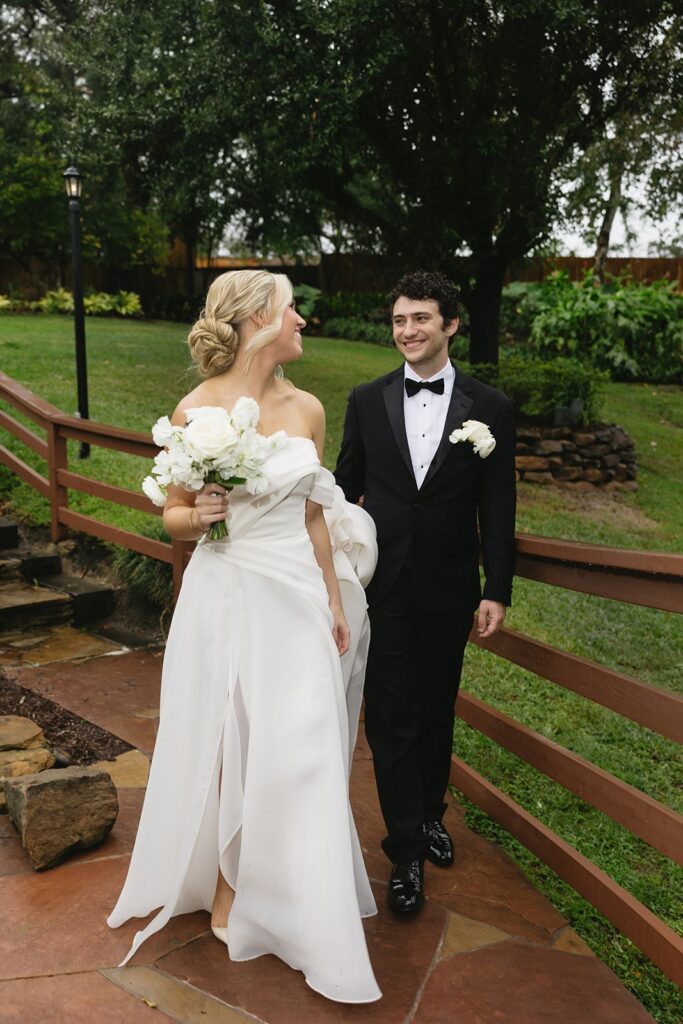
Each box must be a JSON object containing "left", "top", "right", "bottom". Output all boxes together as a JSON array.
[{"left": 63, "top": 164, "right": 89, "bottom": 458}]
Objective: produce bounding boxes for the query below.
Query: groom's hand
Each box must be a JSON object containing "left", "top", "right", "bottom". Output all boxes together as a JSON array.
[{"left": 477, "top": 600, "right": 506, "bottom": 639}]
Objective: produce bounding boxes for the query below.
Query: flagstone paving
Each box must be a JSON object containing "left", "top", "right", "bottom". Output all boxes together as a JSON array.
[
  {"left": 0, "top": 624, "right": 124, "bottom": 669},
  {"left": 0, "top": 644, "right": 655, "bottom": 1023}
]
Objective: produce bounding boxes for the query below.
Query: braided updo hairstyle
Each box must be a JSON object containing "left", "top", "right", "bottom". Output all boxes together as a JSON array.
[{"left": 187, "top": 270, "right": 293, "bottom": 378}]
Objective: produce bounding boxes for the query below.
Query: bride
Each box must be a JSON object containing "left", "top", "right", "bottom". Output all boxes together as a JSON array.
[{"left": 107, "top": 269, "right": 382, "bottom": 1004}]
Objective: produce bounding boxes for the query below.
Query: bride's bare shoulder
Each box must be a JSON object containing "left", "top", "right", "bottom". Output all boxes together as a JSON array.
[
  {"left": 170, "top": 382, "right": 213, "bottom": 426},
  {"left": 286, "top": 386, "right": 325, "bottom": 444},
  {"left": 288, "top": 385, "right": 324, "bottom": 420}
]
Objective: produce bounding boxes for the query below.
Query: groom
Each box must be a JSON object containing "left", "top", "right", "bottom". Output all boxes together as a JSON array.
[{"left": 334, "top": 270, "right": 516, "bottom": 913}]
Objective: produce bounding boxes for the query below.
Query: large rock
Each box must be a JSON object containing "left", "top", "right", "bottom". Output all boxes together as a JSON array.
[
  {"left": 0, "top": 725, "right": 56, "bottom": 813},
  {"left": 0, "top": 715, "right": 45, "bottom": 751},
  {"left": 0, "top": 747, "right": 55, "bottom": 777},
  {"left": 3, "top": 766, "right": 118, "bottom": 870},
  {"left": 515, "top": 456, "right": 550, "bottom": 471}
]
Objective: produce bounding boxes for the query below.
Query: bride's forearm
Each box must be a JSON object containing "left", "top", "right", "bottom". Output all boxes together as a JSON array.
[
  {"left": 163, "top": 503, "right": 204, "bottom": 541},
  {"left": 306, "top": 504, "right": 343, "bottom": 610}
]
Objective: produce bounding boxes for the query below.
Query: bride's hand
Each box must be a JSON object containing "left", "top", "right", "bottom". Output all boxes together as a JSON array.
[
  {"left": 193, "top": 483, "right": 230, "bottom": 532},
  {"left": 331, "top": 606, "right": 350, "bottom": 657}
]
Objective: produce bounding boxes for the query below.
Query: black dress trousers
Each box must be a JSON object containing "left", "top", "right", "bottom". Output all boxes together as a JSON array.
[{"left": 363, "top": 556, "right": 475, "bottom": 864}]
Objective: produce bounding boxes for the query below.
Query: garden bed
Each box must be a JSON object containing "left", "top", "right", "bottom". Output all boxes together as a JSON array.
[
  {"left": 516, "top": 423, "right": 637, "bottom": 490},
  {"left": 0, "top": 675, "right": 133, "bottom": 765}
]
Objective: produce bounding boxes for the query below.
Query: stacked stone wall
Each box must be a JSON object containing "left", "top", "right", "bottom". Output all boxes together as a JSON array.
[{"left": 515, "top": 425, "right": 637, "bottom": 492}]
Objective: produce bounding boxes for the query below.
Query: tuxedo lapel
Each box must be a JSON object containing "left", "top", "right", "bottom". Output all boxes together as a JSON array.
[
  {"left": 383, "top": 371, "right": 415, "bottom": 483},
  {"left": 421, "top": 374, "right": 473, "bottom": 490}
]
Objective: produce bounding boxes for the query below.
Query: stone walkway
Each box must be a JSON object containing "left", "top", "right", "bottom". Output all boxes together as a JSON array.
[{"left": 0, "top": 627, "right": 655, "bottom": 1023}]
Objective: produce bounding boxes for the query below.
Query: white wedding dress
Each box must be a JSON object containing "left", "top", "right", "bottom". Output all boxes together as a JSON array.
[{"left": 108, "top": 436, "right": 382, "bottom": 1004}]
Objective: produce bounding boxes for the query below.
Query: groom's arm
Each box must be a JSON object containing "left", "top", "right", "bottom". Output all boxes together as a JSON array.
[
  {"left": 334, "top": 388, "right": 366, "bottom": 505},
  {"left": 478, "top": 397, "right": 517, "bottom": 607}
]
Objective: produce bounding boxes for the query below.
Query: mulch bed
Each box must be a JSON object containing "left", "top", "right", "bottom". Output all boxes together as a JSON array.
[{"left": 0, "top": 674, "right": 133, "bottom": 765}]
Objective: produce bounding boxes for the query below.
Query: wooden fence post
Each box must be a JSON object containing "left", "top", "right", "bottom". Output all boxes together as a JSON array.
[{"left": 46, "top": 420, "right": 68, "bottom": 542}]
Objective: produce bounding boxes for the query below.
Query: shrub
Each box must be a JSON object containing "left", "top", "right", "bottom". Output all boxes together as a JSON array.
[
  {"left": 34, "top": 288, "right": 144, "bottom": 318},
  {"left": 315, "top": 291, "right": 387, "bottom": 323},
  {"left": 322, "top": 317, "right": 393, "bottom": 346},
  {"left": 146, "top": 293, "right": 201, "bottom": 324},
  {"left": 83, "top": 291, "right": 117, "bottom": 315},
  {"left": 113, "top": 290, "right": 143, "bottom": 317},
  {"left": 111, "top": 521, "right": 173, "bottom": 610},
  {"left": 522, "top": 272, "right": 683, "bottom": 383},
  {"left": 38, "top": 288, "right": 74, "bottom": 314},
  {"left": 292, "top": 283, "right": 321, "bottom": 319},
  {"left": 499, "top": 281, "right": 546, "bottom": 347},
  {"left": 459, "top": 354, "right": 607, "bottom": 425}
]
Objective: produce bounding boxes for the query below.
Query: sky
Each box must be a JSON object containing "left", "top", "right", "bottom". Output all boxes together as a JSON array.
[{"left": 558, "top": 209, "right": 682, "bottom": 257}]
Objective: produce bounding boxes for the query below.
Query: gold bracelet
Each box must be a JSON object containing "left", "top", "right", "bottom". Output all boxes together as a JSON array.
[{"left": 189, "top": 506, "right": 204, "bottom": 537}]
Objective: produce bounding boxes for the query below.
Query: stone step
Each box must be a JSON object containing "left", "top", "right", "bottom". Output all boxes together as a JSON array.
[
  {"left": 0, "top": 580, "right": 72, "bottom": 631},
  {"left": 39, "top": 574, "right": 116, "bottom": 626},
  {"left": 20, "top": 553, "right": 63, "bottom": 580},
  {"left": 0, "top": 518, "right": 19, "bottom": 551},
  {"left": 0, "top": 556, "right": 22, "bottom": 582},
  {"left": 0, "top": 551, "right": 62, "bottom": 585}
]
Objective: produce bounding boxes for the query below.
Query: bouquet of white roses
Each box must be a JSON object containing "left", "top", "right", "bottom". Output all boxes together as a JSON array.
[{"left": 142, "top": 398, "right": 286, "bottom": 540}]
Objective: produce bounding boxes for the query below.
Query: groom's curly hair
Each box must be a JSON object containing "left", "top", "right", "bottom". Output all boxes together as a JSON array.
[{"left": 387, "top": 270, "right": 461, "bottom": 326}]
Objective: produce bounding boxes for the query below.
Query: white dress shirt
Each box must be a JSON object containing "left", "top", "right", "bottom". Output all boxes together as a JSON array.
[{"left": 403, "top": 360, "right": 455, "bottom": 488}]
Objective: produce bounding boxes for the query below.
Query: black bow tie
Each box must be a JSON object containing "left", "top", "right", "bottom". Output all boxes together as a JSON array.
[{"left": 405, "top": 377, "right": 445, "bottom": 398}]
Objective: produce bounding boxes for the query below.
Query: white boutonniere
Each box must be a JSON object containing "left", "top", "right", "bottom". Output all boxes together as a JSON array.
[{"left": 449, "top": 419, "right": 496, "bottom": 459}]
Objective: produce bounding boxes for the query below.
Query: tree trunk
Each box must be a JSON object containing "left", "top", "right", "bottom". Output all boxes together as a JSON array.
[
  {"left": 202, "top": 234, "right": 214, "bottom": 295},
  {"left": 467, "top": 256, "right": 506, "bottom": 365},
  {"left": 593, "top": 169, "right": 622, "bottom": 284},
  {"left": 184, "top": 231, "right": 197, "bottom": 297}
]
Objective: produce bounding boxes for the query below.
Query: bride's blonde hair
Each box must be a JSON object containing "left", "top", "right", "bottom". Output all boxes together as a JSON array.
[{"left": 187, "top": 270, "right": 293, "bottom": 378}]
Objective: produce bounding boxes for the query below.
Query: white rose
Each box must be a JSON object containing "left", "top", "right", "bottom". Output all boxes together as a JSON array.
[
  {"left": 462, "top": 421, "right": 489, "bottom": 443},
  {"left": 231, "top": 396, "right": 260, "bottom": 432},
  {"left": 142, "top": 475, "right": 167, "bottom": 506},
  {"left": 151, "top": 415, "right": 177, "bottom": 449},
  {"left": 184, "top": 406, "right": 238, "bottom": 461},
  {"left": 153, "top": 449, "right": 203, "bottom": 490},
  {"left": 151, "top": 449, "right": 178, "bottom": 485},
  {"left": 449, "top": 419, "right": 496, "bottom": 459},
  {"left": 267, "top": 430, "right": 288, "bottom": 450},
  {"left": 245, "top": 473, "right": 269, "bottom": 495},
  {"left": 449, "top": 426, "right": 469, "bottom": 445},
  {"left": 474, "top": 434, "right": 496, "bottom": 458}
]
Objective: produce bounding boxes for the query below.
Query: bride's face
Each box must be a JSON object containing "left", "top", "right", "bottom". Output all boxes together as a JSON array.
[{"left": 272, "top": 302, "right": 306, "bottom": 364}]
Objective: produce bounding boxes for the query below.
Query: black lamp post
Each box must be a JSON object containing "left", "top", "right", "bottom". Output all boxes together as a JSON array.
[{"left": 63, "top": 164, "right": 89, "bottom": 459}]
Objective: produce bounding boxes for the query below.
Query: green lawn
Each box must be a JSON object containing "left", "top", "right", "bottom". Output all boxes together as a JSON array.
[{"left": 1, "top": 314, "right": 682, "bottom": 1021}]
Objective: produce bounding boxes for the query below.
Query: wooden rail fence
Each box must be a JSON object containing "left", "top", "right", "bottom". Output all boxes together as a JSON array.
[
  {"left": 0, "top": 371, "right": 193, "bottom": 596},
  {"left": 1, "top": 370, "right": 681, "bottom": 986}
]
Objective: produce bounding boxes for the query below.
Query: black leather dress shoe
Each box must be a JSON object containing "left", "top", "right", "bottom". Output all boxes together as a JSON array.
[
  {"left": 423, "top": 820, "right": 454, "bottom": 867},
  {"left": 388, "top": 859, "right": 424, "bottom": 913}
]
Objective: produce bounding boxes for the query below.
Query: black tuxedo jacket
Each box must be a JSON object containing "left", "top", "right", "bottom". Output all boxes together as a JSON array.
[{"left": 334, "top": 363, "right": 517, "bottom": 609}]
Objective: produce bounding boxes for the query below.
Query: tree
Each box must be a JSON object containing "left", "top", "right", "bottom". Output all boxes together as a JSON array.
[
  {"left": 0, "top": 5, "right": 70, "bottom": 281},
  {"left": 561, "top": 19, "right": 683, "bottom": 282},
  {"left": 67, "top": 0, "right": 261, "bottom": 296},
  {"left": 238, "top": 1, "right": 682, "bottom": 362},
  {"left": 0, "top": 2, "right": 173, "bottom": 287}
]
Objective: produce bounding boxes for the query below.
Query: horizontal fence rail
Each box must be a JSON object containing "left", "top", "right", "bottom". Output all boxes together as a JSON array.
[
  {"left": 0, "top": 369, "right": 681, "bottom": 985},
  {"left": 451, "top": 757, "right": 683, "bottom": 987},
  {"left": 457, "top": 686, "right": 682, "bottom": 864},
  {"left": 0, "top": 371, "right": 193, "bottom": 595},
  {"left": 515, "top": 534, "right": 683, "bottom": 613},
  {"left": 469, "top": 624, "right": 683, "bottom": 744}
]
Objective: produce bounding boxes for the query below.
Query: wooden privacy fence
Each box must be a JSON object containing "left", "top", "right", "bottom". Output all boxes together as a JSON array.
[{"left": 1, "top": 370, "right": 682, "bottom": 985}]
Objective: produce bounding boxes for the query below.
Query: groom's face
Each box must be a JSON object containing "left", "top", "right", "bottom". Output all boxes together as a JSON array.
[{"left": 391, "top": 297, "right": 458, "bottom": 376}]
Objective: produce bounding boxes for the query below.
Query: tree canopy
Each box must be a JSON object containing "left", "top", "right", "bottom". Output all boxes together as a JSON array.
[{"left": 4, "top": 1, "right": 682, "bottom": 361}]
